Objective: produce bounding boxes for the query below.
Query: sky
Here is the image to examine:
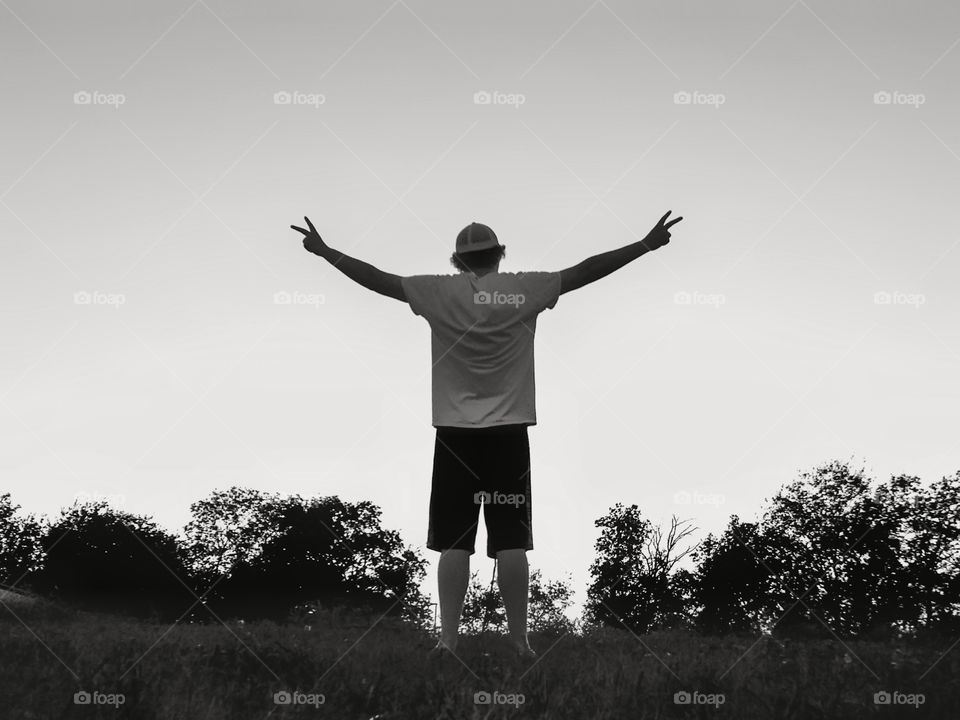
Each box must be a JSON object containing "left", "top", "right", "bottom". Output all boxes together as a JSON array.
[{"left": 2, "top": 0, "right": 960, "bottom": 623}]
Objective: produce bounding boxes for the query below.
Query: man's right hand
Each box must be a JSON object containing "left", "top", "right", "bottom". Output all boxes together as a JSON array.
[
  {"left": 291, "top": 216, "right": 329, "bottom": 257},
  {"left": 644, "top": 210, "right": 683, "bottom": 251}
]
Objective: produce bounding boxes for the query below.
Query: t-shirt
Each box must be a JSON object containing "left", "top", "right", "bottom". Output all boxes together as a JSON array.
[{"left": 401, "top": 271, "right": 561, "bottom": 428}]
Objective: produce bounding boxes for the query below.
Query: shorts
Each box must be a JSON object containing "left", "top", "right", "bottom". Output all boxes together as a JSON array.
[{"left": 426, "top": 423, "right": 533, "bottom": 559}]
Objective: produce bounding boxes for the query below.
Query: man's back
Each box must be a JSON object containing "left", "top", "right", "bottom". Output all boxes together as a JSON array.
[{"left": 401, "top": 271, "right": 561, "bottom": 428}]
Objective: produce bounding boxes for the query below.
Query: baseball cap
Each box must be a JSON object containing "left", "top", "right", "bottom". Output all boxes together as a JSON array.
[{"left": 455, "top": 222, "right": 500, "bottom": 255}]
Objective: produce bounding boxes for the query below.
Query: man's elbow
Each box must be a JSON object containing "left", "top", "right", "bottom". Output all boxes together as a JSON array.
[
  {"left": 559, "top": 262, "right": 594, "bottom": 295},
  {"left": 379, "top": 274, "right": 407, "bottom": 302}
]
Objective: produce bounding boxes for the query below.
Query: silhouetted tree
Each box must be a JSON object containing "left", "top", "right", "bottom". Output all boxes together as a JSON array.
[
  {"left": 763, "top": 461, "right": 920, "bottom": 638},
  {"left": 27, "top": 500, "right": 196, "bottom": 621},
  {"left": 890, "top": 470, "right": 960, "bottom": 635},
  {"left": 460, "top": 569, "right": 504, "bottom": 634},
  {"left": 182, "top": 486, "right": 286, "bottom": 585},
  {"left": 460, "top": 566, "right": 576, "bottom": 636},
  {"left": 0, "top": 493, "right": 44, "bottom": 586},
  {"left": 583, "top": 505, "right": 696, "bottom": 634},
  {"left": 528, "top": 569, "right": 577, "bottom": 635},
  {"left": 691, "top": 517, "right": 791, "bottom": 635},
  {"left": 207, "top": 494, "right": 428, "bottom": 623},
  {"left": 692, "top": 461, "right": 960, "bottom": 639}
]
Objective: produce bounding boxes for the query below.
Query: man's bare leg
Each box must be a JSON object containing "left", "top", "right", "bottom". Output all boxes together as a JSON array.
[
  {"left": 437, "top": 548, "right": 470, "bottom": 651},
  {"left": 496, "top": 548, "right": 535, "bottom": 655}
]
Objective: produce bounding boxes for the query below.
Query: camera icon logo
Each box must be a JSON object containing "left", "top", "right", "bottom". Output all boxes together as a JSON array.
[
  {"left": 274, "top": 691, "right": 292, "bottom": 705},
  {"left": 74, "top": 691, "right": 92, "bottom": 705},
  {"left": 873, "top": 91, "right": 892, "bottom": 105},
  {"left": 274, "top": 91, "right": 292, "bottom": 105},
  {"left": 674, "top": 691, "right": 691, "bottom": 704},
  {"left": 474, "top": 290, "right": 491, "bottom": 304},
  {"left": 74, "top": 91, "right": 92, "bottom": 105},
  {"left": 474, "top": 691, "right": 492, "bottom": 704},
  {"left": 473, "top": 91, "right": 491, "bottom": 105},
  {"left": 673, "top": 91, "right": 691, "bottom": 105}
]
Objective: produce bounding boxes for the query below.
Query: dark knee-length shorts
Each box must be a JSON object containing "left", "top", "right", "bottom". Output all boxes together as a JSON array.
[{"left": 427, "top": 423, "right": 533, "bottom": 559}]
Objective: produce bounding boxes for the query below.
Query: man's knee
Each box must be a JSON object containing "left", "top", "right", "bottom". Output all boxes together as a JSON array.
[{"left": 440, "top": 548, "right": 471, "bottom": 559}]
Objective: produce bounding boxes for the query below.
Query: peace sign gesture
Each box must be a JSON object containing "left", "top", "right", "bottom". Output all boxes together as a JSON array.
[
  {"left": 291, "top": 216, "right": 328, "bottom": 256},
  {"left": 644, "top": 210, "right": 683, "bottom": 251}
]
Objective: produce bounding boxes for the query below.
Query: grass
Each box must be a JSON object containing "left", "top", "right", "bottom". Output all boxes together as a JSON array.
[{"left": 0, "top": 599, "right": 957, "bottom": 719}]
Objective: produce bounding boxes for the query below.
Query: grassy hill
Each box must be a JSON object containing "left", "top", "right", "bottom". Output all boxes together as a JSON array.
[{"left": 0, "top": 598, "right": 956, "bottom": 719}]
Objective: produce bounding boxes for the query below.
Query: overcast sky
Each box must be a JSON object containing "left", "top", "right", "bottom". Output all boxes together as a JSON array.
[{"left": 3, "top": 0, "right": 959, "bottom": 621}]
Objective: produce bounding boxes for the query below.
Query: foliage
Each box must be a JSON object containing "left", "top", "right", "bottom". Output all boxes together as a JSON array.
[
  {"left": 583, "top": 504, "right": 697, "bottom": 634},
  {"left": 0, "top": 493, "right": 44, "bottom": 586},
  {"left": 26, "top": 500, "right": 196, "bottom": 621},
  {"left": 692, "top": 461, "right": 960, "bottom": 638},
  {"left": 2, "top": 609, "right": 957, "bottom": 719},
  {"left": 202, "top": 494, "right": 429, "bottom": 623}
]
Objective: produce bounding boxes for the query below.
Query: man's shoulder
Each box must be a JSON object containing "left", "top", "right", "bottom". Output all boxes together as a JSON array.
[
  {"left": 401, "top": 274, "right": 466, "bottom": 307},
  {"left": 490, "top": 271, "right": 558, "bottom": 280},
  {"left": 402, "top": 273, "right": 463, "bottom": 288},
  {"left": 498, "top": 270, "right": 561, "bottom": 288},
  {"left": 404, "top": 273, "right": 461, "bottom": 280},
  {"left": 512, "top": 270, "right": 559, "bottom": 277}
]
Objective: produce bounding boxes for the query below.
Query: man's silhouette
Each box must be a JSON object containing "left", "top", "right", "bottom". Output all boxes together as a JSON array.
[{"left": 291, "top": 211, "right": 682, "bottom": 659}]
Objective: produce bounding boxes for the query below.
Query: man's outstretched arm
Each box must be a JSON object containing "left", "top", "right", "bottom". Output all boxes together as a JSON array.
[
  {"left": 291, "top": 216, "right": 406, "bottom": 302},
  {"left": 559, "top": 210, "right": 683, "bottom": 295}
]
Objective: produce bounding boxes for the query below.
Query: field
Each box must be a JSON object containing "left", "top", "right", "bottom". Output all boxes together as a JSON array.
[{"left": 0, "top": 593, "right": 956, "bottom": 719}]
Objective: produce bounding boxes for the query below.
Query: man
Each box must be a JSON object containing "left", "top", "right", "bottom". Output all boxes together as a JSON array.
[{"left": 291, "top": 211, "right": 682, "bottom": 659}]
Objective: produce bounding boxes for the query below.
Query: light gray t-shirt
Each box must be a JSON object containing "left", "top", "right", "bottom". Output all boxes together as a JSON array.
[{"left": 401, "top": 270, "right": 561, "bottom": 428}]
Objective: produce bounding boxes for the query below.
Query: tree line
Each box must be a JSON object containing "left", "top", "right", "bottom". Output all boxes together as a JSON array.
[{"left": 1, "top": 459, "right": 957, "bottom": 639}]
